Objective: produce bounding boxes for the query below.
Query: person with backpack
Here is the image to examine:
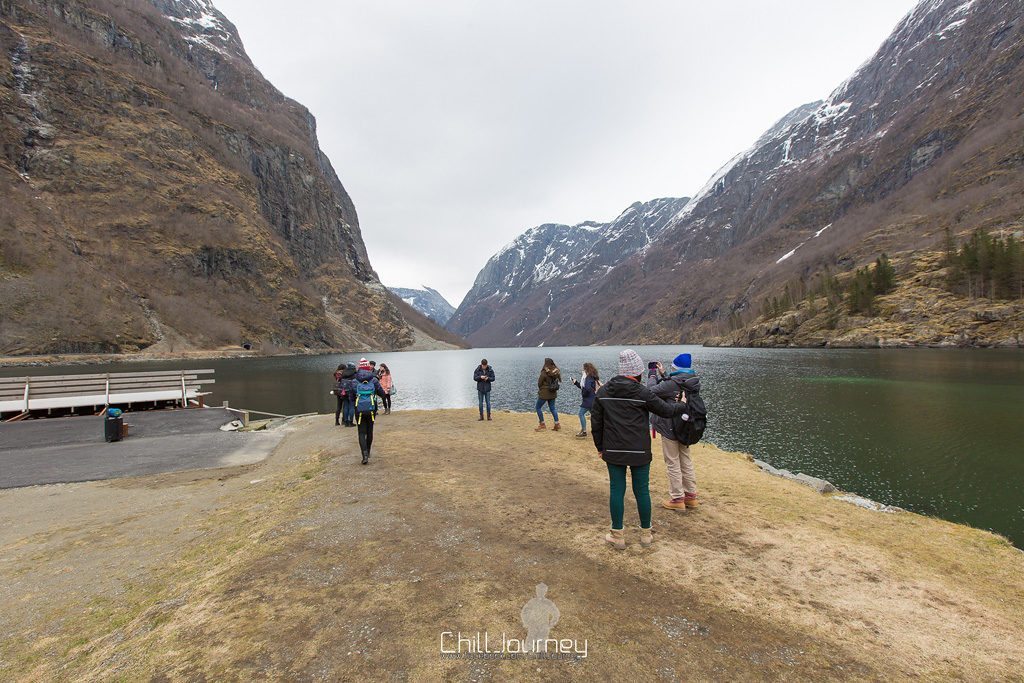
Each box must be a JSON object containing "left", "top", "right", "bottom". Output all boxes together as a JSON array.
[
  {"left": 571, "top": 362, "right": 600, "bottom": 438},
  {"left": 591, "top": 349, "right": 689, "bottom": 549},
  {"left": 647, "top": 353, "right": 705, "bottom": 510},
  {"left": 334, "top": 362, "right": 358, "bottom": 427},
  {"left": 378, "top": 364, "right": 394, "bottom": 415},
  {"left": 473, "top": 359, "right": 495, "bottom": 421},
  {"left": 535, "top": 358, "right": 562, "bottom": 431},
  {"left": 353, "top": 358, "right": 388, "bottom": 464}
]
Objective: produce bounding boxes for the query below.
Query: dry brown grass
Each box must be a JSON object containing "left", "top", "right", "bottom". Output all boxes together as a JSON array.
[{"left": 1, "top": 411, "right": 1021, "bottom": 681}]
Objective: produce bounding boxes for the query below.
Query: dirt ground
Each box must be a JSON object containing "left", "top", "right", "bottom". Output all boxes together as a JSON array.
[{"left": 1, "top": 410, "right": 1022, "bottom": 682}]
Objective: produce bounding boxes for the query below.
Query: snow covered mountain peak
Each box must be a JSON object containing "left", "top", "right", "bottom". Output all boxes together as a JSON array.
[
  {"left": 448, "top": 196, "right": 689, "bottom": 344},
  {"left": 153, "top": 0, "right": 245, "bottom": 60}
]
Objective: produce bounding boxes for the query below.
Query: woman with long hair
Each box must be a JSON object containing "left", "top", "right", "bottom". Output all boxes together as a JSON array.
[
  {"left": 378, "top": 363, "right": 394, "bottom": 415},
  {"left": 572, "top": 362, "right": 600, "bottom": 438},
  {"left": 535, "top": 357, "right": 561, "bottom": 431}
]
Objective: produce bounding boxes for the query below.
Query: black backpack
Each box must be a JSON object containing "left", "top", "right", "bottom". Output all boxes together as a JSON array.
[{"left": 671, "top": 388, "right": 707, "bottom": 445}]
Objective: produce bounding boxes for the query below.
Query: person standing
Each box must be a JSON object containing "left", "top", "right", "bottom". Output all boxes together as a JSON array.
[
  {"left": 474, "top": 359, "right": 495, "bottom": 421},
  {"left": 337, "top": 362, "right": 358, "bottom": 427},
  {"left": 571, "top": 362, "right": 600, "bottom": 438},
  {"left": 378, "top": 363, "right": 394, "bottom": 415},
  {"left": 591, "top": 349, "right": 688, "bottom": 549},
  {"left": 647, "top": 353, "right": 701, "bottom": 510},
  {"left": 354, "top": 359, "right": 387, "bottom": 464},
  {"left": 333, "top": 364, "right": 346, "bottom": 426},
  {"left": 535, "top": 358, "right": 562, "bottom": 431}
]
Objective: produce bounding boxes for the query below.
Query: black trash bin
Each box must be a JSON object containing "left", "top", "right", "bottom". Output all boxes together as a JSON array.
[{"left": 105, "top": 415, "right": 124, "bottom": 443}]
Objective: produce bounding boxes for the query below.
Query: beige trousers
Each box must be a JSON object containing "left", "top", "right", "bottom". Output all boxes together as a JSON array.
[{"left": 660, "top": 437, "right": 696, "bottom": 499}]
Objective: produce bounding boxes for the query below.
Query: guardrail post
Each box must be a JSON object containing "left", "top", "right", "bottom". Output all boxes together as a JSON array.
[{"left": 23, "top": 378, "right": 30, "bottom": 413}]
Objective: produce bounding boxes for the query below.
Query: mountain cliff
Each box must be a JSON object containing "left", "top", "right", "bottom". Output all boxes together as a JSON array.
[
  {"left": 448, "top": 196, "right": 689, "bottom": 346},
  {"left": 0, "top": 0, "right": 438, "bottom": 355},
  {"left": 387, "top": 286, "right": 456, "bottom": 326},
  {"left": 455, "top": 0, "right": 1024, "bottom": 347}
]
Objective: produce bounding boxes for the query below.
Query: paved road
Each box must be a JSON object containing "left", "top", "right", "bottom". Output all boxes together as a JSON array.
[{"left": 0, "top": 409, "right": 285, "bottom": 488}]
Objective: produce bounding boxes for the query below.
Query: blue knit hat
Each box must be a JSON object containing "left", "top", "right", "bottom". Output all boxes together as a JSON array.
[{"left": 671, "top": 353, "right": 692, "bottom": 371}]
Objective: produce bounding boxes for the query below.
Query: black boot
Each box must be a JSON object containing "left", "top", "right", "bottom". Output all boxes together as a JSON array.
[{"left": 361, "top": 451, "right": 369, "bottom": 465}]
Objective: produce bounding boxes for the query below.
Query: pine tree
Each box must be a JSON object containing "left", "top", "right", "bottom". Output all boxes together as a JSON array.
[
  {"left": 824, "top": 295, "right": 841, "bottom": 330},
  {"left": 943, "top": 226, "right": 956, "bottom": 266},
  {"left": 846, "top": 266, "right": 876, "bottom": 316},
  {"left": 806, "top": 290, "right": 818, "bottom": 316},
  {"left": 873, "top": 253, "right": 896, "bottom": 295}
]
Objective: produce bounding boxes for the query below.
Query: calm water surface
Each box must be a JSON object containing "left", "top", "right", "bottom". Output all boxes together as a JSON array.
[{"left": 3, "top": 347, "right": 1022, "bottom": 546}]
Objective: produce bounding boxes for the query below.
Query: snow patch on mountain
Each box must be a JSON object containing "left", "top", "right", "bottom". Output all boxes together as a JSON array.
[
  {"left": 161, "top": 0, "right": 244, "bottom": 59},
  {"left": 388, "top": 286, "right": 457, "bottom": 326}
]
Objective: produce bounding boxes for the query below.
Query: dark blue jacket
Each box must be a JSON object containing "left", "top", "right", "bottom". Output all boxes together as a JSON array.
[
  {"left": 474, "top": 365, "right": 495, "bottom": 393},
  {"left": 337, "top": 365, "right": 358, "bottom": 402},
  {"left": 353, "top": 369, "right": 387, "bottom": 411},
  {"left": 573, "top": 375, "right": 598, "bottom": 410}
]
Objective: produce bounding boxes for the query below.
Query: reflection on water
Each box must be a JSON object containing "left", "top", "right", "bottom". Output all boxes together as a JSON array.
[{"left": 2, "top": 347, "right": 1022, "bottom": 547}]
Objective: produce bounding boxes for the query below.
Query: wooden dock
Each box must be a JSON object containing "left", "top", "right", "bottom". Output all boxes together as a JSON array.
[{"left": 0, "top": 369, "right": 214, "bottom": 421}]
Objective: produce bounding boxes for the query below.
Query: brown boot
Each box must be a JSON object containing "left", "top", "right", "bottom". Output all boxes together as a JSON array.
[
  {"left": 662, "top": 498, "right": 688, "bottom": 511},
  {"left": 535, "top": 422, "right": 546, "bottom": 431},
  {"left": 639, "top": 527, "right": 654, "bottom": 547},
  {"left": 604, "top": 528, "right": 625, "bottom": 550},
  {"left": 684, "top": 493, "right": 700, "bottom": 509},
  {"left": 552, "top": 422, "right": 561, "bottom": 432}
]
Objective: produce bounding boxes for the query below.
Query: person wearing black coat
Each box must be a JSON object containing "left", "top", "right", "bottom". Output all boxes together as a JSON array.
[
  {"left": 334, "top": 362, "right": 358, "bottom": 427},
  {"left": 591, "top": 349, "right": 688, "bottom": 550},
  {"left": 473, "top": 359, "right": 495, "bottom": 421}
]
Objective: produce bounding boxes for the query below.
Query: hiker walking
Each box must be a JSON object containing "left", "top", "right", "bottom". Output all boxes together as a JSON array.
[
  {"left": 378, "top": 363, "right": 394, "bottom": 415},
  {"left": 591, "top": 349, "right": 688, "bottom": 549},
  {"left": 353, "top": 358, "right": 387, "bottom": 464},
  {"left": 535, "top": 358, "right": 562, "bottom": 431},
  {"left": 474, "top": 359, "right": 495, "bottom": 421},
  {"left": 571, "top": 362, "right": 600, "bottom": 438},
  {"left": 647, "top": 353, "right": 702, "bottom": 510}
]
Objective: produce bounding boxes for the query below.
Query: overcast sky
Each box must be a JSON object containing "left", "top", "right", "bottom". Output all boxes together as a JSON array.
[{"left": 215, "top": 0, "right": 918, "bottom": 307}]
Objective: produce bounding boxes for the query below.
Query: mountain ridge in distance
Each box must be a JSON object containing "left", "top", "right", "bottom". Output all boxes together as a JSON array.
[
  {"left": 387, "top": 286, "right": 457, "bottom": 326},
  {"left": 452, "top": 0, "right": 1024, "bottom": 348}
]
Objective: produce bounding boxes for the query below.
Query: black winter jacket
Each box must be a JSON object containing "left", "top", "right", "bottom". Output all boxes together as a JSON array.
[
  {"left": 474, "top": 365, "right": 495, "bottom": 393},
  {"left": 647, "top": 372, "right": 701, "bottom": 441},
  {"left": 591, "top": 375, "right": 688, "bottom": 466}
]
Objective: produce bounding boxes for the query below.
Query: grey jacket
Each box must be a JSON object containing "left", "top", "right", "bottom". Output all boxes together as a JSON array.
[{"left": 647, "top": 371, "right": 700, "bottom": 441}]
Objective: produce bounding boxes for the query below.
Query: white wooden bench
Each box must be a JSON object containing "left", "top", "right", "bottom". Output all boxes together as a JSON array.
[{"left": 0, "top": 370, "right": 215, "bottom": 421}]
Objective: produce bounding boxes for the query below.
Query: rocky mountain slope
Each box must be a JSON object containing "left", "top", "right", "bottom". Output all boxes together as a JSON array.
[
  {"left": 387, "top": 286, "right": 456, "bottom": 326},
  {"left": 708, "top": 250, "right": 1023, "bottom": 348},
  {"left": 448, "top": 196, "right": 689, "bottom": 346},
  {"left": 455, "top": 0, "right": 1024, "bottom": 347},
  {"left": 0, "top": 0, "right": 442, "bottom": 355}
]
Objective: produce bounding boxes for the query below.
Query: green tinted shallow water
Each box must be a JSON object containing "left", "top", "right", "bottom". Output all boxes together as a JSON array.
[{"left": 2, "top": 347, "right": 1022, "bottom": 546}]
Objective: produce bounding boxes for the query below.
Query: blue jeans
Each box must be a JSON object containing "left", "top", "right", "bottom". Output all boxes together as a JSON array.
[
  {"left": 535, "top": 398, "right": 558, "bottom": 423},
  {"left": 478, "top": 390, "right": 491, "bottom": 417},
  {"left": 342, "top": 398, "right": 355, "bottom": 424},
  {"left": 578, "top": 406, "right": 590, "bottom": 432}
]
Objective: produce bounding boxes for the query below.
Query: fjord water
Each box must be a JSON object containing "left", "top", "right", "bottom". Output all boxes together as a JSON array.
[{"left": 4, "top": 347, "right": 1022, "bottom": 546}]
